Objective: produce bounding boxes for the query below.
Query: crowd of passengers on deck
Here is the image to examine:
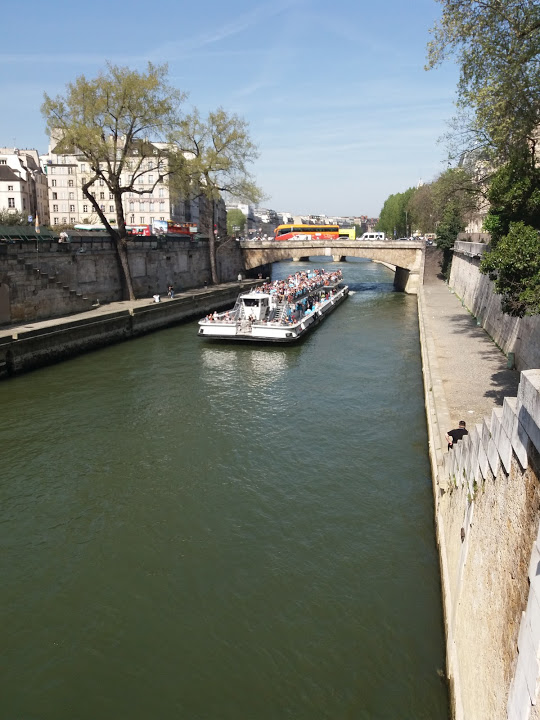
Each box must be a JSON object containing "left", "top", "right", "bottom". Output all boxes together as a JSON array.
[
  {"left": 204, "top": 269, "right": 343, "bottom": 325},
  {"left": 253, "top": 269, "right": 342, "bottom": 303}
]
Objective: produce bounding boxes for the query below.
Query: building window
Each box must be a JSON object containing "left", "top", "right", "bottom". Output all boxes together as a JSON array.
[
  {"left": 80, "top": 164, "right": 86, "bottom": 172},
  {"left": 140, "top": 217, "right": 145, "bottom": 224},
  {"left": 54, "top": 217, "right": 59, "bottom": 224},
  {"left": 109, "top": 205, "right": 114, "bottom": 212},
  {"left": 51, "top": 179, "right": 57, "bottom": 187},
  {"left": 70, "top": 205, "right": 75, "bottom": 212},
  {"left": 149, "top": 202, "right": 154, "bottom": 211},
  {"left": 8, "top": 198, "right": 15, "bottom": 207},
  {"left": 69, "top": 192, "right": 74, "bottom": 200},
  {"left": 7, "top": 185, "right": 13, "bottom": 191},
  {"left": 148, "top": 175, "right": 154, "bottom": 184},
  {"left": 99, "top": 192, "right": 105, "bottom": 200},
  {"left": 81, "top": 177, "right": 86, "bottom": 185},
  {"left": 62, "top": 217, "right": 67, "bottom": 223},
  {"left": 52, "top": 192, "right": 57, "bottom": 200},
  {"left": 100, "top": 204, "right": 105, "bottom": 211},
  {"left": 159, "top": 188, "right": 164, "bottom": 197},
  {"left": 0, "top": 159, "right": 6, "bottom": 164},
  {"left": 109, "top": 193, "right": 113, "bottom": 200},
  {"left": 68, "top": 167, "right": 73, "bottom": 174},
  {"left": 53, "top": 204, "right": 58, "bottom": 212},
  {"left": 130, "top": 214, "right": 135, "bottom": 223},
  {"left": 83, "top": 205, "right": 88, "bottom": 213},
  {"left": 50, "top": 167, "right": 55, "bottom": 174},
  {"left": 68, "top": 179, "right": 74, "bottom": 187},
  {"left": 150, "top": 216, "right": 154, "bottom": 223},
  {"left": 139, "top": 202, "right": 145, "bottom": 211},
  {"left": 23, "top": 200, "right": 26, "bottom": 210},
  {"left": 99, "top": 179, "right": 104, "bottom": 186},
  {"left": 70, "top": 217, "right": 75, "bottom": 224},
  {"left": 138, "top": 176, "right": 144, "bottom": 184},
  {"left": 160, "top": 201, "right": 165, "bottom": 210}
]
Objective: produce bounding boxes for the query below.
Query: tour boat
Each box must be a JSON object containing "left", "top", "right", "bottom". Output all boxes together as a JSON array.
[{"left": 197, "top": 269, "right": 349, "bottom": 343}]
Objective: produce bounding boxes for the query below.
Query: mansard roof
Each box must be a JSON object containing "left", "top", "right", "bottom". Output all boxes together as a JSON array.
[{"left": 0, "top": 165, "right": 21, "bottom": 182}]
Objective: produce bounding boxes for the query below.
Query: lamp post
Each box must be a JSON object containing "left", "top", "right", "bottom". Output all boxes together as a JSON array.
[{"left": 405, "top": 210, "right": 409, "bottom": 238}]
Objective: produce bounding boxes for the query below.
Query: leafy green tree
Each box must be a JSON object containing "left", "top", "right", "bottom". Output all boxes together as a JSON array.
[
  {"left": 483, "top": 147, "right": 540, "bottom": 246},
  {"left": 42, "top": 62, "right": 185, "bottom": 300},
  {"left": 227, "top": 209, "right": 246, "bottom": 235},
  {"left": 0, "top": 210, "right": 28, "bottom": 226},
  {"left": 172, "top": 108, "right": 263, "bottom": 284},
  {"left": 407, "top": 184, "right": 435, "bottom": 235},
  {"left": 435, "top": 201, "right": 465, "bottom": 278},
  {"left": 480, "top": 222, "right": 540, "bottom": 316},
  {"left": 426, "top": 0, "right": 540, "bottom": 162},
  {"left": 377, "top": 187, "right": 415, "bottom": 237}
]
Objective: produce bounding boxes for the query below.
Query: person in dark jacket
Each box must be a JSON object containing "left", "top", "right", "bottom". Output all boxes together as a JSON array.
[{"left": 445, "top": 420, "right": 468, "bottom": 450}]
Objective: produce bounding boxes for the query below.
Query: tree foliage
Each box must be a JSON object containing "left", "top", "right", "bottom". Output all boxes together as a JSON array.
[
  {"left": 435, "top": 200, "right": 465, "bottom": 278},
  {"left": 41, "top": 62, "right": 185, "bottom": 299},
  {"left": 0, "top": 210, "right": 28, "bottom": 226},
  {"left": 227, "top": 209, "right": 246, "bottom": 235},
  {"left": 480, "top": 222, "right": 540, "bottom": 316},
  {"left": 426, "top": 0, "right": 540, "bottom": 162},
  {"left": 483, "top": 147, "right": 540, "bottom": 245},
  {"left": 171, "top": 108, "right": 263, "bottom": 284},
  {"left": 376, "top": 187, "right": 415, "bottom": 237}
]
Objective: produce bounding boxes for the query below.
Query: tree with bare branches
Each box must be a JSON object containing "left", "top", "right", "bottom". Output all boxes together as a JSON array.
[
  {"left": 171, "top": 108, "right": 263, "bottom": 285},
  {"left": 42, "top": 62, "right": 186, "bottom": 299}
]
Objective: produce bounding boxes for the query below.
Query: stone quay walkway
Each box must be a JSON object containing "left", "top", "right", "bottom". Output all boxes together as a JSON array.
[
  {"left": 0, "top": 280, "right": 255, "bottom": 342},
  {"left": 419, "top": 250, "right": 520, "bottom": 462}
]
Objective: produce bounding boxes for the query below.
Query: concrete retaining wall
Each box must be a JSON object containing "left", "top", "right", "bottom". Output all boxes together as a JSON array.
[{"left": 450, "top": 242, "right": 540, "bottom": 371}]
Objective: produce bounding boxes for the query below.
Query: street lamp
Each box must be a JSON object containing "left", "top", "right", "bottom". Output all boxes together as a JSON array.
[{"left": 405, "top": 210, "right": 409, "bottom": 238}]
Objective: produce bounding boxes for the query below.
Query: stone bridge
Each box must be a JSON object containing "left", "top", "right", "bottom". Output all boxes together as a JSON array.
[{"left": 239, "top": 238, "right": 425, "bottom": 294}]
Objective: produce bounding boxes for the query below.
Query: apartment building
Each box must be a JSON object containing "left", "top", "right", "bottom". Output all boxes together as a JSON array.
[
  {"left": 40, "top": 136, "right": 200, "bottom": 230},
  {"left": 0, "top": 147, "right": 50, "bottom": 224}
]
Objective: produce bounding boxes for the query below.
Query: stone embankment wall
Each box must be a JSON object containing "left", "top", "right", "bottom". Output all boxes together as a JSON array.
[
  {"left": 450, "top": 242, "right": 540, "bottom": 371},
  {"left": 435, "top": 370, "right": 540, "bottom": 720},
  {"left": 0, "top": 281, "right": 260, "bottom": 379},
  {"left": 420, "top": 248, "right": 540, "bottom": 720},
  {"left": 0, "top": 235, "right": 248, "bottom": 326}
]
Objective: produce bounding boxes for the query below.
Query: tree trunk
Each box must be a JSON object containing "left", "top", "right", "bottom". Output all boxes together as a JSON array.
[
  {"left": 209, "top": 201, "right": 219, "bottom": 284},
  {"left": 113, "top": 234, "right": 136, "bottom": 300}
]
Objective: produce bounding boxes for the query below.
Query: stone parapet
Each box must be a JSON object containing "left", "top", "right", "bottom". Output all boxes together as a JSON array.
[{"left": 437, "top": 369, "right": 540, "bottom": 719}]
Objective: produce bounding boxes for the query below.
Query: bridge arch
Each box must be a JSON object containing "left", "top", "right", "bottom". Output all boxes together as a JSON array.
[{"left": 239, "top": 239, "right": 425, "bottom": 294}]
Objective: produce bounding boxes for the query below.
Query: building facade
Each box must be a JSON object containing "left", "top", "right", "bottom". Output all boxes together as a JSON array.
[{"left": 0, "top": 147, "right": 50, "bottom": 224}]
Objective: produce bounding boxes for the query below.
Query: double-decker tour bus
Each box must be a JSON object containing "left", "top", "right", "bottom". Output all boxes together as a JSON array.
[
  {"left": 338, "top": 227, "right": 356, "bottom": 239},
  {"left": 274, "top": 224, "right": 340, "bottom": 241}
]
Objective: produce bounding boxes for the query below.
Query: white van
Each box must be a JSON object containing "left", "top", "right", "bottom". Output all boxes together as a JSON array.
[{"left": 360, "top": 232, "right": 386, "bottom": 241}]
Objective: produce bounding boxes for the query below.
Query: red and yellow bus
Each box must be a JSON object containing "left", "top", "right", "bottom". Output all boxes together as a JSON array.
[{"left": 274, "top": 224, "right": 340, "bottom": 241}]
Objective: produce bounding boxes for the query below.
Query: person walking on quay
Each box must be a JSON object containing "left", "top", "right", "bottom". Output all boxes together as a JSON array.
[
  {"left": 445, "top": 420, "right": 468, "bottom": 450},
  {"left": 167, "top": 284, "right": 174, "bottom": 299}
]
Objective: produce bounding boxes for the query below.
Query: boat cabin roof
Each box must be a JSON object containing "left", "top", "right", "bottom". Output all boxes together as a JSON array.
[{"left": 241, "top": 293, "right": 270, "bottom": 301}]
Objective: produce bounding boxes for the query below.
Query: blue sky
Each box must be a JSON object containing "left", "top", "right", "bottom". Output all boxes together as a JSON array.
[{"left": 0, "top": 0, "right": 459, "bottom": 217}]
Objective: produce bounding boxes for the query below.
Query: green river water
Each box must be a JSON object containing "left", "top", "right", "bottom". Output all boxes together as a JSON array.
[{"left": 1, "top": 258, "right": 449, "bottom": 719}]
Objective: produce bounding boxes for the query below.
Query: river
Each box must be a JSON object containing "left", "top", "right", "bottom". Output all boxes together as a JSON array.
[{"left": 1, "top": 258, "right": 449, "bottom": 719}]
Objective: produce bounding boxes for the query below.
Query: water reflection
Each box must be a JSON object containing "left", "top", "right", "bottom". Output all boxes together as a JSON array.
[{"left": 201, "top": 347, "right": 294, "bottom": 388}]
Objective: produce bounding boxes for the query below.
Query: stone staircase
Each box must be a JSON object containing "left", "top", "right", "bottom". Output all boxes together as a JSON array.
[{"left": 11, "top": 256, "right": 94, "bottom": 322}]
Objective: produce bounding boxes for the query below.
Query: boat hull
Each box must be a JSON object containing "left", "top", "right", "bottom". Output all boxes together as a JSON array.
[{"left": 198, "top": 285, "right": 349, "bottom": 343}]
